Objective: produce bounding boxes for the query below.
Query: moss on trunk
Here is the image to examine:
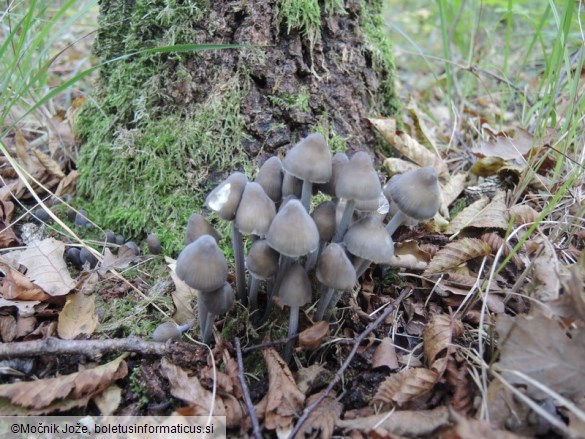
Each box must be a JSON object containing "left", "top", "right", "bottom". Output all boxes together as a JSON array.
[{"left": 76, "top": 0, "right": 400, "bottom": 253}]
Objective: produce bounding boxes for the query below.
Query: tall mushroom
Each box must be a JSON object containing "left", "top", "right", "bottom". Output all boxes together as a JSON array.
[
  {"left": 384, "top": 166, "right": 442, "bottom": 236},
  {"left": 175, "top": 235, "right": 228, "bottom": 343},
  {"left": 245, "top": 239, "right": 279, "bottom": 312},
  {"left": 185, "top": 213, "right": 221, "bottom": 245},
  {"left": 205, "top": 172, "right": 248, "bottom": 302},
  {"left": 199, "top": 282, "right": 235, "bottom": 343},
  {"left": 305, "top": 200, "right": 337, "bottom": 270},
  {"left": 344, "top": 215, "right": 394, "bottom": 278},
  {"left": 333, "top": 151, "right": 382, "bottom": 242},
  {"left": 279, "top": 261, "right": 312, "bottom": 362},
  {"left": 314, "top": 243, "right": 357, "bottom": 321},
  {"left": 282, "top": 133, "right": 332, "bottom": 211},
  {"left": 255, "top": 156, "right": 283, "bottom": 203}
]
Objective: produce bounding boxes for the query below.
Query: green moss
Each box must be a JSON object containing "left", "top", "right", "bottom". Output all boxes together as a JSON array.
[{"left": 268, "top": 86, "right": 310, "bottom": 112}]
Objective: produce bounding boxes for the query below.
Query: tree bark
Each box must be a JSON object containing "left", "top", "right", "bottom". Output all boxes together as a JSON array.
[{"left": 76, "top": 0, "right": 400, "bottom": 250}]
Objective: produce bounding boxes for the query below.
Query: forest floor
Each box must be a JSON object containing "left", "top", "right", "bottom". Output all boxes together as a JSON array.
[{"left": 0, "top": 1, "right": 584, "bottom": 438}]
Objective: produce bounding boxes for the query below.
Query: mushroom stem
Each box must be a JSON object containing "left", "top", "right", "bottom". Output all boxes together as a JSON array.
[
  {"left": 353, "top": 257, "right": 372, "bottom": 279},
  {"left": 260, "top": 255, "right": 292, "bottom": 324},
  {"left": 284, "top": 306, "right": 300, "bottom": 362},
  {"left": 333, "top": 199, "right": 356, "bottom": 242},
  {"left": 304, "top": 244, "right": 320, "bottom": 272},
  {"left": 177, "top": 320, "right": 195, "bottom": 333},
  {"left": 198, "top": 294, "right": 208, "bottom": 339},
  {"left": 300, "top": 180, "right": 313, "bottom": 211},
  {"left": 315, "top": 286, "right": 336, "bottom": 321},
  {"left": 248, "top": 275, "right": 260, "bottom": 312},
  {"left": 202, "top": 311, "right": 216, "bottom": 344},
  {"left": 385, "top": 210, "right": 408, "bottom": 236},
  {"left": 232, "top": 222, "right": 247, "bottom": 304}
]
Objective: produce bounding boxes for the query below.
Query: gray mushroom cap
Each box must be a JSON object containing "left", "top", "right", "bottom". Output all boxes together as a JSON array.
[
  {"left": 316, "top": 243, "right": 357, "bottom": 291},
  {"left": 279, "top": 262, "right": 312, "bottom": 307},
  {"left": 176, "top": 235, "right": 228, "bottom": 292},
  {"left": 255, "top": 156, "right": 283, "bottom": 203},
  {"left": 384, "top": 166, "right": 441, "bottom": 220},
  {"left": 266, "top": 199, "right": 319, "bottom": 257},
  {"left": 200, "top": 282, "right": 234, "bottom": 315},
  {"left": 246, "top": 239, "right": 279, "bottom": 280},
  {"left": 185, "top": 213, "right": 221, "bottom": 245},
  {"left": 317, "top": 152, "right": 349, "bottom": 197},
  {"left": 205, "top": 172, "right": 248, "bottom": 220},
  {"left": 335, "top": 151, "right": 381, "bottom": 201},
  {"left": 282, "top": 172, "right": 302, "bottom": 198},
  {"left": 311, "top": 200, "right": 337, "bottom": 242},
  {"left": 283, "top": 133, "right": 332, "bottom": 184},
  {"left": 344, "top": 215, "right": 394, "bottom": 263},
  {"left": 234, "top": 182, "right": 276, "bottom": 237}
]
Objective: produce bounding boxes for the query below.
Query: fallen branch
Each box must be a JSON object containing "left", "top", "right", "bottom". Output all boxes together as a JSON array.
[
  {"left": 0, "top": 336, "right": 168, "bottom": 359},
  {"left": 235, "top": 337, "right": 262, "bottom": 439},
  {"left": 290, "top": 287, "right": 412, "bottom": 438}
]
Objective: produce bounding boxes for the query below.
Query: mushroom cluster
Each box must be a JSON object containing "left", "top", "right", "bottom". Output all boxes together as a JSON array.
[{"left": 174, "top": 133, "right": 442, "bottom": 359}]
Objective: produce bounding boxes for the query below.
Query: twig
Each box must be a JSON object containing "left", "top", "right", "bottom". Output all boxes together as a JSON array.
[
  {"left": 241, "top": 333, "right": 299, "bottom": 354},
  {"left": 0, "top": 336, "right": 168, "bottom": 359},
  {"left": 235, "top": 338, "right": 262, "bottom": 439},
  {"left": 290, "top": 287, "right": 411, "bottom": 438}
]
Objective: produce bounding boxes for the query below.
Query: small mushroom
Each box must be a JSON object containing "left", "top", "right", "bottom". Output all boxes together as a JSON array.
[
  {"left": 152, "top": 320, "right": 194, "bottom": 342},
  {"left": 199, "top": 282, "right": 235, "bottom": 343},
  {"left": 185, "top": 213, "right": 220, "bottom": 245},
  {"left": 344, "top": 215, "right": 394, "bottom": 278},
  {"left": 278, "top": 262, "right": 312, "bottom": 361},
  {"left": 283, "top": 133, "right": 332, "bottom": 211},
  {"left": 305, "top": 200, "right": 337, "bottom": 270},
  {"left": 255, "top": 156, "right": 283, "bottom": 203},
  {"left": 266, "top": 199, "right": 319, "bottom": 258},
  {"left": 74, "top": 209, "right": 93, "bottom": 229},
  {"left": 333, "top": 152, "right": 382, "bottom": 242},
  {"left": 234, "top": 182, "right": 276, "bottom": 238},
  {"left": 122, "top": 241, "right": 140, "bottom": 256},
  {"left": 205, "top": 172, "right": 248, "bottom": 302},
  {"left": 65, "top": 247, "right": 83, "bottom": 269},
  {"left": 32, "top": 208, "right": 51, "bottom": 224},
  {"left": 176, "top": 235, "right": 228, "bottom": 292},
  {"left": 246, "top": 239, "right": 279, "bottom": 312},
  {"left": 281, "top": 172, "right": 303, "bottom": 198},
  {"left": 314, "top": 243, "right": 357, "bottom": 321},
  {"left": 79, "top": 247, "right": 98, "bottom": 269},
  {"left": 316, "top": 152, "right": 349, "bottom": 200},
  {"left": 104, "top": 231, "right": 117, "bottom": 244},
  {"left": 384, "top": 166, "right": 442, "bottom": 236},
  {"left": 147, "top": 233, "right": 161, "bottom": 255}
]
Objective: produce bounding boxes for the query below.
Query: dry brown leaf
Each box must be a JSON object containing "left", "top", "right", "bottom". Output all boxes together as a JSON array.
[
  {"left": 0, "top": 354, "right": 127, "bottom": 414},
  {"left": 423, "top": 238, "right": 492, "bottom": 276},
  {"left": 445, "top": 411, "right": 527, "bottom": 439},
  {"left": 93, "top": 384, "right": 122, "bottom": 416},
  {"left": 383, "top": 158, "right": 418, "bottom": 177},
  {"left": 294, "top": 392, "right": 342, "bottom": 439},
  {"left": 509, "top": 204, "right": 539, "bottom": 226},
  {"left": 54, "top": 170, "right": 79, "bottom": 197},
  {"left": 369, "top": 117, "right": 448, "bottom": 175},
  {"left": 549, "top": 264, "right": 585, "bottom": 326},
  {"left": 447, "top": 192, "right": 508, "bottom": 234},
  {"left": 160, "top": 357, "right": 243, "bottom": 428},
  {"left": 373, "top": 367, "right": 439, "bottom": 407},
  {"left": 423, "top": 314, "right": 463, "bottom": 374},
  {"left": 0, "top": 200, "right": 20, "bottom": 248},
  {"left": 336, "top": 406, "right": 449, "bottom": 437},
  {"left": 0, "top": 315, "right": 17, "bottom": 342},
  {"left": 496, "top": 314, "right": 585, "bottom": 399},
  {"left": 388, "top": 240, "right": 431, "bottom": 270},
  {"left": 15, "top": 129, "right": 42, "bottom": 174},
  {"left": 372, "top": 337, "right": 399, "bottom": 370},
  {"left": 439, "top": 172, "right": 468, "bottom": 218},
  {"left": 0, "top": 263, "right": 49, "bottom": 301},
  {"left": 98, "top": 248, "right": 135, "bottom": 276},
  {"left": 57, "top": 272, "right": 98, "bottom": 339},
  {"left": 32, "top": 148, "right": 65, "bottom": 178},
  {"left": 0, "top": 298, "right": 40, "bottom": 317},
  {"left": 298, "top": 321, "right": 329, "bottom": 350},
  {"left": 444, "top": 353, "right": 473, "bottom": 415},
  {"left": 407, "top": 99, "right": 439, "bottom": 154},
  {"left": 168, "top": 260, "right": 197, "bottom": 324},
  {"left": 525, "top": 236, "right": 560, "bottom": 301},
  {"left": 472, "top": 128, "right": 534, "bottom": 163},
  {"left": 296, "top": 364, "right": 332, "bottom": 395},
  {"left": 18, "top": 238, "right": 76, "bottom": 296},
  {"left": 262, "top": 347, "right": 305, "bottom": 434}
]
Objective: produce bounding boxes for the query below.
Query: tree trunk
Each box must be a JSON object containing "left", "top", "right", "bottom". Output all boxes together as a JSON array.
[{"left": 76, "top": 0, "right": 400, "bottom": 251}]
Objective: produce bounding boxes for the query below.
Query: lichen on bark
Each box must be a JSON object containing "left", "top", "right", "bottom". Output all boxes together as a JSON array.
[{"left": 76, "top": 0, "right": 401, "bottom": 252}]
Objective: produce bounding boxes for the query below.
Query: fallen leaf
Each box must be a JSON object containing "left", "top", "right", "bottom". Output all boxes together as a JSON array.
[
  {"left": 296, "top": 364, "right": 332, "bottom": 394},
  {"left": 369, "top": 117, "right": 448, "bottom": 175},
  {"left": 262, "top": 347, "right": 305, "bottom": 434},
  {"left": 423, "top": 314, "right": 463, "bottom": 374},
  {"left": 447, "top": 192, "right": 509, "bottom": 234},
  {"left": 549, "top": 264, "right": 585, "bottom": 326},
  {"left": 439, "top": 172, "right": 468, "bottom": 217},
  {"left": 383, "top": 158, "right": 418, "bottom": 177},
  {"left": 0, "top": 354, "right": 127, "bottom": 414},
  {"left": 525, "top": 236, "right": 560, "bottom": 301},
  {"left": 336, "top": 406, "right": 449, "bottom": 437},
  {"left": 423, "top": 238, "right": 492, "bottom": 276},
  {"left": 0, "top": 298, "right": 40, "bottom": 318},
  {"left": 294, "top": 392, "right": 342, "bottom": 439},
  {"left": 0, "top": 315, "right": 17, "bottom": 342},
  {"left": 445, "top": 410, "right": 527, "bottom": 439},
  {"left": 298, "top": 321, "right": 329, "bottom": 350},
  {"left": 387, "top": 240, "right": 431, "bottom": 270},
  {"left": 93, "top": 384, "right": 122, "bottom": 416},
  {"left": 509, "top": 204, "right": 539, "bottom": 226},
  {"left": 373, "top": 367, "right": 439, "bottom": 407},
  {"left": 18, "top": 238, "right": 76, "bottom": 296},
  {"left": 372, "top": 337, "right": 399, "bottom": 370},
  {"left": 98, "top": 248, "right": 134, "bottom": 275},
  {"left": 32, "top": 148, "right": 65, "bottom": 178},
  {"left": 0, "top": 200, "right": 20, "bottom": 248},
  {"left": 168, "top": 260, "right": 197, "bottom": 324},
  {"left": 54, "top": 170, "right": 79, "bottom": 197},
  {"left": 470, "top": 156, "right": 507, "bottom": 177},
  {"left": 472, "top": 127, "right": 534, "bottom": 163},
  {"left": 0, "top": 264, "right": 49, "bottom": 301},
  {"left": 57, "top": 272, "right": 99, "bottom": 339},
  {"left": 160, "top": 358, "right": 243, "bottom": 428},
  {"left": 496, "top": 314, "right": 585, "bottom": 400}
]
